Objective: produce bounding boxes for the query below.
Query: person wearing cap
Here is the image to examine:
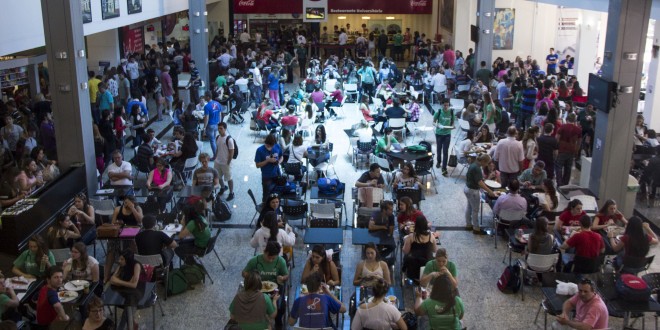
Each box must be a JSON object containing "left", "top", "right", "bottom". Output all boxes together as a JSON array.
[{"left": 518, "top": 161, "right": 548, "bottom": 190}]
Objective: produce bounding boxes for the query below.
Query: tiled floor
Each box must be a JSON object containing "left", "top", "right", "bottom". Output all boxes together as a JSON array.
[{"left": 2, "top": 76, "right": 660, "bottom": 329}]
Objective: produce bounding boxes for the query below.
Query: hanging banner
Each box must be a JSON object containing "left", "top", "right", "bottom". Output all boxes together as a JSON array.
[
  {"left": 122, "top": 26, "right": 144, "bottom": 56},
  {"left": 303, "top": 0, "right": 327, "bottom": 22},
  {"left": 556, "top": 8, "right": 580, "bottom": 58},
  {"left": 234, "top": 0, "right": 302, "bottom": 14},
  {"left": 328, "top": 0, "right": 431, "bottom": 15}
]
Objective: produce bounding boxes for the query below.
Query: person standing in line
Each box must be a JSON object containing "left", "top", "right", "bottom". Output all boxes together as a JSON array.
[
  {"left": 537, "top": 123, "right": 559, "bottom": 180},
  {"left": 215, "top": 122, "right": 235, "bottom": 201},
  {"left": 186, "top": 60, "right": 202, "bottom": 102},
  {"left": 203, "top": 92, "right": 222, "bottom": 161},
  {"left": 433, "top": 99, "right": 454, "bottom": 176},
  {"left": 160, "top": 65, "right": 174, "bottom": 116},
  {"left": 493, "top": 126, "right": 525, "bottom": 188},
  {"left": 555, "top": 113, "right": 582, "bottom": 186}
]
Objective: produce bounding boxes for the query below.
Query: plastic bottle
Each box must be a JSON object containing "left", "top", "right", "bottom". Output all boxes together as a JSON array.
[{"left": 359, "top": 286, "right": 365, "bottom": 303}]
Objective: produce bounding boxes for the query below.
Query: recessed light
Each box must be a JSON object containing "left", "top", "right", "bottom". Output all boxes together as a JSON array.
[
  {"left": 362, "top": 16, "right": 370, "bottom": 20},
  {"left": 386, "top": 16, "right": 395, "bottom": 20},
  {"left": 338, "top": 16, "right": 346, "bottom": 19}
]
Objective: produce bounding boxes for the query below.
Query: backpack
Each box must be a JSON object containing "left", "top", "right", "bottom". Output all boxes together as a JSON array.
[
  {"left": 616, "top": 274, "right": 651, "bottom": 301},
  {"left": 167, "top": 269, "right": 189, "bottom": 296},
  {"left": 497, "top": 263, "right": 522, "bottom": 293},
  {"left": 317, "top": 178, "right": 345, "bottom": 195},
  {"left": 213, "top": 194, "right": 232, "bottom": 221},
  {"left": 180, "top": 264, "right": 205, "bottom": 286},
  {"left": 226, "top": 135, "right": 238, "bottom": 159},
  {"left": 493, "top": 105, "right": 503, "bottom": 124},
  {"left": 391, "top": 67, "right": 403, "bottom": 83}
]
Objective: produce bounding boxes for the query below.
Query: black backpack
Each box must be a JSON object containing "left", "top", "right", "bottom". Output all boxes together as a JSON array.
[
  {"left": 226, "top": 135, "right": 238, "bottom": 159},
  {"left": 497, "top": 263, "right": 522, "bottom": 293},
  {"left": 213, "top": 193, "right": 232, "bottom": 221}
]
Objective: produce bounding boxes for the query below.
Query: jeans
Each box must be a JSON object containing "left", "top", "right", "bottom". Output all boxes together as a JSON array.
[
  {"left": 435, "top": 134, "right": 451, "bottom": 171},
  {"left": 516, "top": 111, "right": 533, "bottom": 131},
  {"left": 464, "top": 186, "right": 481, "bottom": 228},
  {"left": 206, "top": 124, "right": 218, "bottom": 159},
  {"left": 362, "top": 82, "right": 375, "bottom": 100},
  {"left": 500, "top": 172, "right": 519, "bottom": 190},
  {"left": 555, "top": 152, "right": 575, "bottom": 186},
  {"left": 252, "top": 85, "right": 263, "bottom": 103},
  {"left": 262, "top": 176, "right": 276, "bottom": 202}
]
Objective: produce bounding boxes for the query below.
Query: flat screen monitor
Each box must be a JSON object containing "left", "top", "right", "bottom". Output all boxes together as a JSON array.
[
  {"left": 588, "top": 73, "right": 616, "bottom": 113},
  {"left": 471, "top": 25, "right": 479, "bottom": 43}
]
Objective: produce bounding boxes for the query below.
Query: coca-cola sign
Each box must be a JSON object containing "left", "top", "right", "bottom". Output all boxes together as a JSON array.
[
  {"left": 234, "top": 0, "right": 431, "bottom": 14},
  {"left": 234, "top": 0, "right": 301, "bottom": 13},
  {"left": 237, "top": 0, "right": 255, "bottom": 7}
]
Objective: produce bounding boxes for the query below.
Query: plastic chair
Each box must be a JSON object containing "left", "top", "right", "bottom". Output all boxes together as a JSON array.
[
  {"left": 180, "top": 156, "right": 199, "bottom": 184},
  {"left": 343, "top": 83, "right": 359, "bottom": 103},
  {"left": 414, "top": 158, "right": 437, "bottom": 193},
  {"left": 619, "top": 255, "right": 655, "bottom": 275},
  {"left": 409, "top": 85, "right": 424, "bottom": 104},
  {"left": 281, "top": 198, "right": 308, "bottom": 229},
  {"left": 314, "top": 154, "right": 338, "bottom": 179},
  {"left": 254, "top": 119, "right": 269, "bottom": 142},
  {"left": 430, "top": 85, "right": 447, "bottom": 104},
  {"left": 449, "top": 98, "right": 464, "bottom": 112},
  {"left": 135, "top": 254, "right": 171, "bottom": 300},
  {"left": 354, "top": 187, "right": 385, "bottom": 221},
  {"left": 190, "top": 228, "right": 226, "bottom": 284},
  {"left": 388, "top": 118, "right": 407, "bottom": 143},
  {"left": 373, "top": 156, "right": 394, "bottom": 189},
  {"left": 353, "top": 141, "right": 374, "bottom": 170},
  {"left": 518, "top": 253, "right": 559, "bottom": 301},
  {"left": 309, "top": 202, "right": 337, "bottom": 228},
  {"left": 493, "top": 209, "right": 526, "bottom": 249},
  {"left": 449, "top": 145, "right": 470, "bottom": 183},
  {"left": 247, "top": 189, "right": 264, "bottom": 228},
  {"left": 134, "top": 146, "right": 151, "bottom": 180}
]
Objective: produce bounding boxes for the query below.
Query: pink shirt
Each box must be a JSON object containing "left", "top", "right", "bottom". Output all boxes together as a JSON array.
[
  {"left": 493, "top": 137, "right": 525, "bottom": 173},
  {"left": 569, "top": 294, "right": 608, "bottom": 329},
  {"left": 160, "top": 71, "right": 174, "bottom": 96},
  {"left": 152, "top": 168, "right": 170, "bottom": 186}
]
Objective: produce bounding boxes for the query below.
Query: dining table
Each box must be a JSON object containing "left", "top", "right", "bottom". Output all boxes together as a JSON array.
[
  {"left": 385, "top": 149, "right": 433, "bottom": 162},
  {"left": 103, "top": 282, "right": 158, "bottom": 330},
  {"left": 303, "top": 227, "right": 344, "bottom": 245},
  {"left": 352, "top": 228, "right": 396, "bottom": 247}
]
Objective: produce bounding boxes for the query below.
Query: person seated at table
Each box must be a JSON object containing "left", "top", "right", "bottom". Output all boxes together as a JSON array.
[
  {"left": 397, "top": 197, "right": 424, "bottom": 232},
  {"left": 518, "top": 161, "right": 547, "bottom": 190},
  {"left": 135, "top": 215, "right": 177, "bottom": 271},
  {"left": 368, "top": 201, "right": 396, "bottom": 259},
  {"left": 463, "top": 104, "right": 482, "bottom": 130},
  {"left": 559, "top": 215, "right": 605, "bottom": 272},
  {"left": 289, "top": 272, "right": 345, "bottom": 329},
  {"left": 473, "top": 125, "right": 494, "bottom": 144},
  {"left": 256, "top": 193, "right": 283, "bottom": 230},
  {"left": 591, "top": 199, "right": 628, "bottom": 231},
  {"left": 243, "top": 241, "right": 289, "bottom": 329},
  {"left": 359, "top": 95, "right": 376, "bottom": 123},
  {"left": 109, "top": 249, "right": 142, "bottom": 330},
  {"left": 374, "top": 127, "right": 400, "bottom": 156},
  {"left": 62, "top": 242, "right": 99, "bottom": 282},
  {"left": 15, "top": 158, "right": 43, "bottom": 194},
  {"left": 280, "top": 105, "right": 299, "bottom": 130},
  {"left": 351, "top": 276, "right": 407, "bottom": 330},
  {"left": 354, "top": 120, "right": 374, "bottom": 144},
  {"left": 47, "top": 213, "right": 81, "bottom": 249},
  {"left": 353, "top": 243, "right": 392, "bottom": 286},
  {"left": 455, "top": 130, "right": 475, "bottom": 163},
  {"left": 420, "top": 248, "right": 458, "bottom": 288},
  {"left": 0, "top": 273, "right": 19, "bottom": 323},
  {"left": 554, "top": 199, "right": 586, "bottom": 231},
  {"left": 324, "top": 83, "right": 343, "bottom": 119},
  {"left": 608, "top": 216, "right": 658, "bottom": 269},
  {"left": 537, "top": 179, "right": 559, "bottom": 221},
  {"left": 492, "top": 179, "right": 527, "bottom": 219},
  {"left": 355, "top": 163, "right": 385, "bottom": 188},
  {"left": 393, "top": 162, "right": 421, "bottom": 191},
  {"left": 527, "top": 217, "right": 554, "bottom": 255},
  {"left": 375, "top": 78, "right": 393, "bottom": 104},
  {"left": 12, "top": 235, "right": 55, "bottom": 279},
  {"left": 192, "top": 153, "right": 219, "bottom": 188},
  {"left": 36, "top": 266, "right": 70, "bottom": 327},
  {"left": 556, "top": 278, "right": 608, "bottom": 330},
  {"left": 230, "top": 271, "right": 278, "bottom": 330},
  {"left": 146, "top": 158, "right": 173, "bottom": 213},
  {"left": 106, "top": 150, "right": 133, "bottom": 186},
  {"left": 482, "top": 160, "right": 500, "bottom": 184},
  {"left": 402, "top": 215, "right": 437, "bottom": 281},
  {"left": 67, "top": 192, "right": 96, "bottom": 226},
  {"left": 175, "top": 199, "right": 211, "bottom": 263},
  {"left": 250, "top": 211, "right": 295, "bottom": 257},
  {"left": 104, "top": 195, "right": 143, "bottom": 281},
  {"left": 82, "top": 296, "right": 115, "bottom": 330},
  {"left": 286, "top": 135, "right": 308, "bottom": 180},
  {"left": 414, "top": 274, "right": 464, "bottom": 330},
  {"left": 278, "top": 129, "right": 293, "bottom": 159},
  {"left": 170, "top": 132, "right": 198, "bottom": 175},
  {"left": 309, "top": 125, "right": 330, "bottom": 167},
  {"left": 256, "top": 98, "right": 280, "bottom": 130},
  {"left": 301, "top": 245, "right": 340, "bottom": 286},
  {"left": 0, "top": 168, "right": 26, "bottom": 209}
]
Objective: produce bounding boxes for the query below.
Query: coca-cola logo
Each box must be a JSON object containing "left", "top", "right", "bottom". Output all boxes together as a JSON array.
[
  {"left": 238, "top": 0, "right": 255, "bottom": 6},
  {"left": 410, "top": 0, "right": 428, "bottom": 7}
]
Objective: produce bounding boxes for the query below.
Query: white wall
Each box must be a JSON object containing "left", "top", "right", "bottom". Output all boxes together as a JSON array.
[
  {"left": 454, "top": 0, "right": 476, "bottom": 55},
  {"left": 0, "top": 0, "right": 221, "bottom": 56},
  {"left": 87, "top": 29, "right": 121, "bottom": 71}
]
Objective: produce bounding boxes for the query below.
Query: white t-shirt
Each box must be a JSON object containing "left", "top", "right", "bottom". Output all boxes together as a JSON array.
[
  {"left": 431, "top": 73, "right": 447, "bottom": 93},
  {"left": 288, "top": 144, "right": 307, "bottom": 163},
  {"left": 126, "top": 61, "right": 139, "bottom": 80},
  {"left": 64, "top": 256, "right": 99, "bottom": 281},
  {"left": 351, "top": 302, "right": 402, "bottom": 330},
  {"left": 356, "top": 128, "right": 373, "bottom": 143},
  {"left": 107, "top": 161, "right": 133, "bottom": 185},
  {"left": 215, "top": 134, "right": 235, "bottom": 165},
  {"left": 457, "top": 138, "right": 473, "bottom": 156}
]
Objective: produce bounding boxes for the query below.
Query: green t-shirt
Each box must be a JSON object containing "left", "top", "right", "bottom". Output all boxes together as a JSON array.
[
  {"left": 229, "top": 293, "right": 275, "bottom": 330},
  {"left": 393, "top": 34, "right": 403, "bottom": 46},
  {"left": 465, "top": 162, "right": 483, "bottom": 190},
  {"left": 243, "top": 254, "right": 289, "bottom": 283},
  {"left": 433, "top": 108, "right": 454, "bottom": 135},
  {"left": 186, "top": 217, "right": 211, "bottom": 249},
  {"left": 375, "top": 136, "right": 398, "bottom": 155},
  {"left": 215, "top": 75, "right": 227, "bottom": 88},
  {"left": 421, "top": 297, "right": 465, "bottom": 330},
  {"left": 0, "top": 293, "right": 11, "bottom": 316},
  {"left": 13, "top": 250, "right": 56, "bottom": 277},
  {"left": 423, "top": 260, "right": 458, "bottom": 279},
  {"left": 484, "top": 104, "right": 495, "bottom": 125}
]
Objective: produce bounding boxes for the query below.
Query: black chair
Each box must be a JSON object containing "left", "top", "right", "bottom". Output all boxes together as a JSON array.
[
  {"left": 248, "top": 189, "right": 264, "bottom": 228},
  {"left": 395, "top": 187, "right": 422, "bottom": 209},
  {"left": 619, "top": 255, "right": 655, "bottom": 275},
  {"left": 191, "top": 228, "right": 226, "bottom": 284},
  {"left": 254, "top": 119, "right": 269, "bottom": 142},
  {"left": 570, "top": 254, "right": 605, "bottom": 274},
  {"left": 281, "top": 198, "right": 308, "bottom": 229},
  {"left": 414, "top": 158, "right": 437, "bottom": 193},
  {"left": 353, "top": 141, "right": 374, "bottom": 170},
  {"left": 282, "top": 162, "right": 306, "bottom": 183}
]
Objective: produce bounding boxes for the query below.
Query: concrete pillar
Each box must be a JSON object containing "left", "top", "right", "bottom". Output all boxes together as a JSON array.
[
  {"left": 27, "top": 64, "right": 40, "bottom": 98},
  {"left": 573, "top": 11, "right": 601, "bottom": 88},
  {"left": 189, "top": 0, "right": 209, "bottom": 90},
  {"left": 86, "top": 29, "right": 122, "bottom": 72},
  {"left": 643, "top": 22, "right": 660, "bottom": 131},
  {"left": 41, "top": 0, "right": 97, "bottom": 193},
  {"left": 474, "top": 0, "right": 495, "bottom": 75},
  {"left": 589, "top": 0, "right": 651, "bottom": 217}
]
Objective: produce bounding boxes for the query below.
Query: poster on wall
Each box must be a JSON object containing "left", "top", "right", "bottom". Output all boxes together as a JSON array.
[
  {"left": 81, "top": 0, "right": 92, "bottom": 23},
  {"left": 127, "top": 0, "right": 142, "bottom": 15},
  {"left": 303, "top": 0, "right": 327, "bottom": 22},
  {"left": 556, "top": 8, "right": 579, "bottom": 58},
  {"left": 101, "top": 0, "right": 120, "bottom": 20},
  {"left": 440, "top": 0, "right": 454, "bottom": 32},
  {"left": 122, "top": 26, "right": 144, "bottom": 56},
  {"left": 493, "top": 8, "right": 515, "bottom": 50}
]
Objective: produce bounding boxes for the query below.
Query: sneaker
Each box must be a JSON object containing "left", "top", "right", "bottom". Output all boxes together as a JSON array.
[
  {"left": 226, "top": 192, "right": 235, "bottom": 201},
  {"left": 442, "top": 170, "right": 448, "bottom": 177},
  {"left": 218, "top": 185, "right": 228, "bottom": 195},
  {"left": 472, "top": 229, "right": 488, "bottom": 235},
  {"left": 436, "top": 162, "right": 441, "bottom": 168}
]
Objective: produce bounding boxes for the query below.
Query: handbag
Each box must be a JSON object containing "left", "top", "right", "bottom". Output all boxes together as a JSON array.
[
  {"left": 97, "top": 223, "right": 120, "bottom": 238},
  {"left": 448, "top": 154, "right": 458, "bottom": 167}
]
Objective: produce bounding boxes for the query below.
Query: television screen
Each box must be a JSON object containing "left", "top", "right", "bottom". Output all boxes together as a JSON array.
[
  {"left": 305, "top": 7, "right": 325, "bottom": 20},
  {"left": 588, "top": 73, "right": 616, "bottom": 113},
  {"left": 471, "top": 25, "right": 479, "bottom": 43}
]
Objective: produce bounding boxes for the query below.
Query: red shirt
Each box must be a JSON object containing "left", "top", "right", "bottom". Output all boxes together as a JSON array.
[
  {"left": 281, "top": 115, "right": 299, "bottom": 126},
  {"left": 361, "top": 107, "right": 374, "bottom": 122},
  {"left": 36, "top": 286, "right": 59, "bottom": 325},
  {"left": 558, "top": 210, "right": 586, "bottom": 227},
  {"left": 594, "top": 212, "right": 624, "bottom": 226},
  {"left": 557, "top": 123, "right": 582, "bottom": 154},
  {"left": 256, "top": 109, "right": 273, "bottom": 122},
  {"left": 397, "top": 210, "right": 423, "bottom": 225},
  {"left": 619, "top": 234, "right": 653, "bottom": 258},
  {"left": 566, "top": 230, "right": 604, "bottom": 258}
]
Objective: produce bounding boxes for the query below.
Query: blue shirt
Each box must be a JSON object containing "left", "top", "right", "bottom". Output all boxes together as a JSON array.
[
  {"left": 126, "top": 99, "right": 148, "bottom": 116},
  {"left": 204, "top": 100, "right": 222, "bottom": 125},
  {"left": 172, "top": 108, "right": 183, "bottom": 125},
  {"left": 254, "top": 144, "right": 282, "bottom": 178},
  {"left": 190, "top": 67, "right": 202, "bottom": 87},
  {"left": 546, "top": 54, "right": 559, "bottom": 69},
  {"left": 98, "top": 91, "right": 114, "bottom": 111},
  {"left": 290, "top": 294, "right": 342, "bottom": 328},
  {"left": 521, "top": 88, "right": 537, "bottom": 113},
  {"left": 268, "top": 73, "right": 279, "bottom": 90},
  {"left": 497, "top": 83, "right": 510, "bottom": 108}
]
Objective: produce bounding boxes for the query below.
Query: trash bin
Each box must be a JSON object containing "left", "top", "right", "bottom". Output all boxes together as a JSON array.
[{"left": 624, "top": 175, "right": 640, "bottom": 218}]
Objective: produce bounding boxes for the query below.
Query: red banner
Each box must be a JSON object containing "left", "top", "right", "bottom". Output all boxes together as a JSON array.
[
  {"left": 233, "top": 0, "right": 431, "bottom": 14},
  {"left": 122, "top": 26, "right": 144, "bottom": 56}
]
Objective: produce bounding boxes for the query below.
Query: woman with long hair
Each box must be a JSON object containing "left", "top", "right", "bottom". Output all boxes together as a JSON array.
[
  {"left": 397, "top": 196, "right": 424, "bottom": 231},
  {"left": 110, "top": 249, "right": 142, "bottom": 330},
  {"left": 543, "top": 107, "right": 562, "bottom": 136},
  {"left": 609, "top": 216, "right": 659, "bottom": 268},
  {"left": 353, "top": 242, "right": 391, "bottom": 286},
  {"left": 539, "top": 179, "right": 559, "bottom": 221},
  {"left": 68, "top": 192, "right": 95, "bottom": 225},
  {"left": 482, "top": 92, "right": 496, "bottom": 133},
  {"left": 175, "top": 199, "right": 211, "bottom": 261},
  {"left": 352, "top": 276, "right": 407, "bottom": 330},
  {"left": 301, "top": 244, "right": 340, "bottom": 286},
  {"left": 592, "top": 199, "right": 628, "bottom": 230},
  {"left": 113, "top": 106, "right": 127, "bottom": 152},
  {"left": 47, "top": 213, "right": 81, "bottom": 249},
  {"left": 393, "top": 162, "right": 421, "bottom": 190},
  {"left": 420, "top": 248, "right": 458, "bottom": 288},
  {"left": 414, "top": 274, "right": 464, "bottom": 330},
  {"left": 171, "top": 132, "right": 198, "bottom": 174},
  {"left": 482, "top": 160, "right": 501, "bottom": 184},
  {"left": 250, "top": 211, "right": 295, "bottom": 256},
  {"left": 182, "top": 103, "right": 199, "bottom": 136},
  {"left": 12, "top": 235, "right": 55, "bottom": 279},
  {"left": 402, "top": 215, "right": 437, "bottom": 280},
  {"left": 527, "top": 217, "right": 554, "bottom": 255},
  {"left": 63, "top": 242, "right": 99, "bottom": 282},
  {"left": 521, "top": 126, "right": 539, "bottom": 170},
  {"left": 555, "top": 199, "right": 585, "bottom": 230},
  {"left": 256, "top": 194, "right": 283, "bottom": 229},
  {"left": 146, "top": 158, "right": 173, "bottom": 212},
  {"left": 15, "top": 158, "right": 43, "bottom": 194}
]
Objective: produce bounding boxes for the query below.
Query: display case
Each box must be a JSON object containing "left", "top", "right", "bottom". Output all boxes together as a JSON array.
[{"left": 0, "top": 66, "right": 29, "bottom": 89}]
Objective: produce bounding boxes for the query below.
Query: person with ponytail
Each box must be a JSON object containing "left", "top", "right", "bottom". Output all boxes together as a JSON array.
[
  {"left": 250, "top": 211, "right": 295, "bottom": 256},
  {"left": 175, "top": 199, "right": 211, "bottom": 261},
  {"left": 414, "top": 274, "right": 464, "bottom": 330}
]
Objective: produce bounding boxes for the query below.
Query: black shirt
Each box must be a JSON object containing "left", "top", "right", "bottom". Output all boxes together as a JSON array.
[
  {"left": 385, "top": 106, "right": 406, "bottom": 119},
  {"left": 537, "top": 135, "right": 559, "bottom": 164},
  {"left": 358, "top": 171, "right": 385, "bottom": 185},
  {"left": 136, "top": 230, "right": 174, "bottom": 256},
  {"left": 136, "top": 143, "right": 154, "bottom": 172}
]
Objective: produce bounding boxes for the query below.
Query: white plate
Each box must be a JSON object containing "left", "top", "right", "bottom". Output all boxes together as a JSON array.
[
  {"left": 64, "top": 280, "right": 88, "bottom": 291},
  {"left": 522, "top": 233, "right": 530, "bottom": 241},
  {"left": 261, "top": 281, "right": 277, "bottom": 293},
  {"left": 484, "top": 180, "right": 501, "bottom": 189},
  {"left": 164, "top": 224, "right": 182, "bottom": 231},
  {"left": 58, "top": 290, "right": 79, "bottom": 303}
]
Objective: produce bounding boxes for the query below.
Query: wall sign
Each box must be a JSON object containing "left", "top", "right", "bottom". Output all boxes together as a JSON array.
[
  {"left": 127, "top": 0, "right": 142, "bottom": 15},
  {"left": 122, "top": 26, "right": 144, "bottom": 56},
  {"left": 81, "top": 0, "right": 92, "bottom": 23},
  {"left": 101, "top": 0, "right": 120, "bottom": 20},
  {"left": 233, "top": 0, "right": 431, "bottom": 15}
]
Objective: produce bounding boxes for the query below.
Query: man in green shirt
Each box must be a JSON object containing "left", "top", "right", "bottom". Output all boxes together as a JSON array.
[
  {"left": 374, "top": 127, "right": 399, "bottom": 155},
  {"left": 215, "top": 74, "right": 227, "bottom": 90},
  {"left": 464, "top": 154, "right": 498, "bottom": 234},
  {"left": 475, "top": 61, "right": 492, "bottom": 89},
  {"left": 0, "top": 273, "right": 19, "bottom": 320},
  {"left": 393, "top": 30, "right": 404, "bottom": 61}
]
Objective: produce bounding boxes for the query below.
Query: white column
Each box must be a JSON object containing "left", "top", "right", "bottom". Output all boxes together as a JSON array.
[
  {"left": 86, "top": 29, "right": 121, "bottom": 72},
  {"left": 454, "top": 0, "right": 476, "bottom": 54},
  {"left": 573, "top": 10, "right": 601, "bottom": 87},
  {"left": 644, "top": 21, "right": 660, "bottom": 131}
]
